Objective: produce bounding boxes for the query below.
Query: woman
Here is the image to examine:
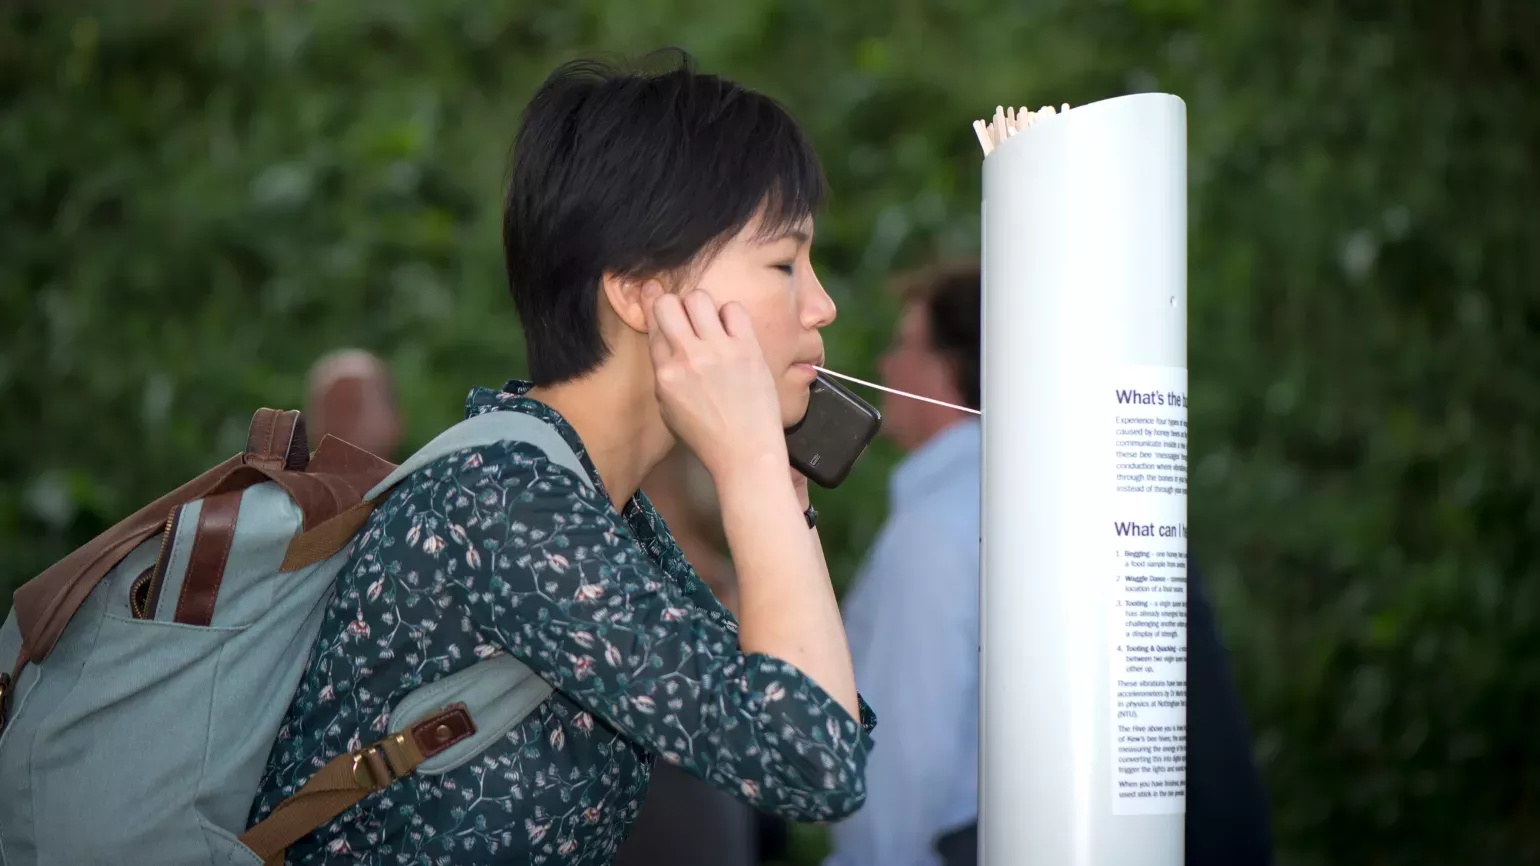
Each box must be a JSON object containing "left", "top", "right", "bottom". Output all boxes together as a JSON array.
[{"left": 248, "top": 51, "right": 876, "bottom": 864}]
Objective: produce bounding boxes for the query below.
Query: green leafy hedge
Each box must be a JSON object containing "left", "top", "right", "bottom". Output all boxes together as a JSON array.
[{"left": 3, "top": 2, "right": 1537, "bottom": 863}]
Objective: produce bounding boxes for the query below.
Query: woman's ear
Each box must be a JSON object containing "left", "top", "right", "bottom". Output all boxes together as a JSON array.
[{"left": 600, "top": 274, "right": 652, "bottom": 334}]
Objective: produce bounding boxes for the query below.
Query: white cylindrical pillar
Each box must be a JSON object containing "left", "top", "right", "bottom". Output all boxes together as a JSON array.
[{"left": 980, "top": 93, "right": 1189, "bottom": 866}]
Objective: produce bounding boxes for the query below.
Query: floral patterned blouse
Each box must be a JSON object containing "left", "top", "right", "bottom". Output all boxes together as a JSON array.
[{"left": 248, "top": 382, "right": 877, "bottom": 864}]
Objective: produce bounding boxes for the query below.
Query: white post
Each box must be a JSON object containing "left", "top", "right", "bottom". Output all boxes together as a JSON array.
[{"left": 980, "top": 93, "right": 1189, "bottom": 866}]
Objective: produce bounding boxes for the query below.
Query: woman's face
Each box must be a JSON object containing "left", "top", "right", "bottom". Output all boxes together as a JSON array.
[{"left": 687, "top": 213, "right": 836, "bottom": 427}]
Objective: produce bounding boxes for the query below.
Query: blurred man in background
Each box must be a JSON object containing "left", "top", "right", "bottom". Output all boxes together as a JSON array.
[
  {"left": 826, "top": 261, "right": 1274, "bottom": 866},
  {"left": 826, "top": 260, "right": 984, "bottom": 866},
  {"left": 304, "top": 348, "right": 402, "bottom": 459}
]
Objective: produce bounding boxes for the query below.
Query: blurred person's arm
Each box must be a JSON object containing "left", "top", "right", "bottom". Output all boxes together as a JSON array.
[
  {"left": 826, "top": 514, "right": 977, "bottom": 866},
  {"left": 1185, "top": 563, "right": 1274, "bottom": 866}
]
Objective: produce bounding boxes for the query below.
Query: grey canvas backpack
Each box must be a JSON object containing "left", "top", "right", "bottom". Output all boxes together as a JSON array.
[{"left": 0, "top": 407, "right": 582, "bottom": 865}]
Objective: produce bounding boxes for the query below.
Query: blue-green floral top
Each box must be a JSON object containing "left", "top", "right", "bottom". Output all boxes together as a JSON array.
[{"left": 248, "top": 382, "right": 877, "bottom": 864}]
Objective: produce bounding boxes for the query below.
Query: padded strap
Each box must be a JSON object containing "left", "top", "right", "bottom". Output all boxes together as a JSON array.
[
  {"left": 389, "top": 653, "right": 554, "bottom": 775},
  {"left": 281, "top": 411, "right": 590, "bottom": 573},
  {"left": 278, "top": 502, "right": 377, "bottom": 573},
  {"left": 365, "top": 409, "right": 589, "bottom": 501}
]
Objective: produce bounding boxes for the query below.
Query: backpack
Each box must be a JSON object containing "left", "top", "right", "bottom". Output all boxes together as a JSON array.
[{"left": 0, "top": 407, "right": 586, "bottom": 866}]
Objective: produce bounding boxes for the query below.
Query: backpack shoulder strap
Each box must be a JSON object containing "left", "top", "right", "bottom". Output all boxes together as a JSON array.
[
  {"left": 365, "top": 408, "right": 590, "bottom": 501},
  {"left": 281, "top": 410, "right": 591, "bottom": 573},
  {"left": 240, "top": 409, "right": 585, "bottom": 863}
]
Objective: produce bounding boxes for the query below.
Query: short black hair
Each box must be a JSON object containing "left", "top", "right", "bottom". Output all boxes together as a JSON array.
[
  {"left": 898, "top": 260, "right": 982, "bottom": 410},
  {"left": 504, "top": 50, "right": 828, "bottom": 385}
]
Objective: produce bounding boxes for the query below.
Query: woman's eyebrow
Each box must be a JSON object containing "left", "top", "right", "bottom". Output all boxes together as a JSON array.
[{"left": 757, "top": 228, "right": 811, "bottom": 248}]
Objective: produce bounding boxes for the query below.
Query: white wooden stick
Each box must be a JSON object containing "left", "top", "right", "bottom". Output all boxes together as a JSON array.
[
  {"left": 973, "top": 119, "right": 995, "bottom": 155},
  {"left": 973, "top": 102, "right": 1075, "bottom": 156}
]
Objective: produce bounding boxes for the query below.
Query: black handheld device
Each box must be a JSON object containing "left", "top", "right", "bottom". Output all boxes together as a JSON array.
[{"left": 785, "top": 371, "right": 883, "bottom": 489}]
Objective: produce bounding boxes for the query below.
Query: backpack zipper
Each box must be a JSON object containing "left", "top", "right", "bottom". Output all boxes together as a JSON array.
[{"left": 131, "top": 506, "right": 182, "bottom": 619}]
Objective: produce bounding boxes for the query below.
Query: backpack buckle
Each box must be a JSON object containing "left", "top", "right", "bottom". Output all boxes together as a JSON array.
[
  {"left": 351, "top": 746, "right": 394, "bottom": 791},
  {"left": 350, "top": 732, "right": 414, "bottom": 791}
]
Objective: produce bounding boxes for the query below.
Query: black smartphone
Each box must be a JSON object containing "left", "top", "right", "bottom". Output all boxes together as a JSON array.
[{"left": 785, "top": 371, "right": 883, "bottom": 489}]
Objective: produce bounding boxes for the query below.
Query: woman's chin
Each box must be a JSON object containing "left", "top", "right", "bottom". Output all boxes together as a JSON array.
[{"left": 781, "top": 393, "right": 812, "bottom": 429}]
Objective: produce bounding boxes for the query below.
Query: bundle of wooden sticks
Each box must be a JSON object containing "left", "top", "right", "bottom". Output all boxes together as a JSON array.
[{"left": 972, "top": 104, "right": 1072, "bottom": 155}]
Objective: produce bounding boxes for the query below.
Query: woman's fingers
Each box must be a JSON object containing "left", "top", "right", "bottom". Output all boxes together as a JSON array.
[
  {"left": 650, "top": 288, "right": 697, "bottom": 350},
  {"left": 719, "top": 300, "right": 759, "bottom": 346},
  {"left": 648, "top": 286, "right": 762, "bottom": 389},
  {"left": 642, "top": 282, "right": 676, "bottom": 367},
  {"left": 682, "top": 289, "right": 726, "bottom": 341},
  {"left": 647, "top": 320, "right": 673, "bottom": 373},
  {"left": 644, "top": 283, "right": 784, "bottom": 478}
]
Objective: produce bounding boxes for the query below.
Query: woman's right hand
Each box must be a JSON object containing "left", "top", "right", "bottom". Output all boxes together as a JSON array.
[
  {"left": 643, "top": 282, "right": 789, "bottom": 481},
  {"left": 644, "top": 281, "right": 862, "bottom": 723}
]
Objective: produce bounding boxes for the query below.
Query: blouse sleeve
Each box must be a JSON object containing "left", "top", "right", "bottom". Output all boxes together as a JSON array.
[{"left": 404, "top": 441, "right": 877, "bottom": 822}]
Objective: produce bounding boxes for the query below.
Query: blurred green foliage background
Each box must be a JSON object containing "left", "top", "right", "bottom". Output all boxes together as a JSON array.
[{"left": 3, "top": 1, "right": 1539, "bottom": 863}]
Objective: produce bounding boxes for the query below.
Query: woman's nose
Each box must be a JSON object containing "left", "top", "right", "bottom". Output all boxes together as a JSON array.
[{"left": 801, "top": 272, "right": 837, "bottom": 329}]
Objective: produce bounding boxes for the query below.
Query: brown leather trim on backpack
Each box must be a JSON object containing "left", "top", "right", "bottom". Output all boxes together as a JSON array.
[
  {"left": 223, "top": 434, "right": 395, "bottom": 534},
  {"left": 12, "top": 453, "right": 249, "bottom": 666},
  {"left": 239, "top": 471, "right": 367, "bottom": 533},
  {"left": 280, "top": 501, "right": 378, "bottom": 573},
  {"left": 276, "top": 434, "right": 397, "bottom": 571},
  {"left": 0, "top": 653, "right": 21, "bottom": 735},
  {"left": 172, "top": 490, "right": 244, "bottom": 627},
  {"left": 246, "top": 408, "right": 310, "bottom": 473},
  {"left": 238, "top": 704, "right": 478, "bottom": 864},
  {"left": 12, "top": 412, "right": 398, "bottom": 667}
]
